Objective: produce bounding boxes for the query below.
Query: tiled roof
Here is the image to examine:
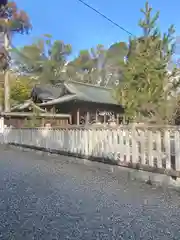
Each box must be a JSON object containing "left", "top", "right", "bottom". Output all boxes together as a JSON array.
[
  {"left": 64, "top": 81, "right": 118, "bottom": 105},
  {"left": 31, "top": 83, "right": 66, "bottom": 100},
  {"left": 32, "top": 81, "right": 120, "bottom": 106},
  {"left": 11, "top": 100, "right": 46, "bottom": 112}
]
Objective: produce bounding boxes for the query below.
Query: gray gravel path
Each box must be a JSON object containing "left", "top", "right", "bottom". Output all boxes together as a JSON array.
[{"left": 0, "top": 147, "right": 180, "bottom": 239}]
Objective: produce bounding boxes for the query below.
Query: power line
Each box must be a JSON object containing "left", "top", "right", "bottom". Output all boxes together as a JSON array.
[{"left": 76, "top": 0, "right": 135, "bottom": 37}]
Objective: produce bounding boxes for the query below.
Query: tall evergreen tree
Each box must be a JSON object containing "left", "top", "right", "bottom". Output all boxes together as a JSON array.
[{"left": 115, "top": 1, "right": 180, "bottom": 124}]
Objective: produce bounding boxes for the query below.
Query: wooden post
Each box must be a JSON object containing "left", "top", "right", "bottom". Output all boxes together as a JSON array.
[
  {"left": 41, "top": 118, "right": 45, "bottom": 127},
  {"left": 4, "top": 70, "right": 10, "bottom": 112},
  {"left": 4, "top": 25, "right": 10, "bottom": 112},
  {"left": 116, "top": 114, "right": 120, "bottom": 125},
  {"left": 95, "top": 111, "right": 98, "bottom": 122},
  {"left": 86, "top": 111, "right": 90, "bottom": 124},
  {"left": 69, "top": 115, "right": 72, "bottom": 125},
  {"left": 104, "top": 114, "right": 106, "bottom": 124},
  {"left": 77, "top": 108, "right": 80, "bottom": 125}
]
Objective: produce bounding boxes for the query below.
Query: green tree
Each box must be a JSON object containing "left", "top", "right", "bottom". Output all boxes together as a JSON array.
[
  {"left": 101, "top": 42, "right": 128, "bottom": 87},
  {"left": 115, "top": 1, "right": 180, "bottom": 124},
  {"left": 0, "top": 0, "right": 31, "bottom": 112},
  {"left": 13, "top": 34, "right": 72, "bottom": 84},
  {"left": 67, "top": 42, "right": 128, "bottom": 87},
  {"left": 10, "top": 75, "right": 33, "bottom": 104},
  {"left": 0, "top": 74, "right": 34, "bottom": 105},
  {"left": 66, "top": 48, "right": 96, "bottom": 84}
]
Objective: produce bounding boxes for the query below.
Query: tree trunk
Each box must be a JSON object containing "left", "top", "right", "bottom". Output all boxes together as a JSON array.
[
  {"left": 4, "top": 31, "right": 10, "bottom": 112},
  {"left": 4, "top": 70, "right": 10, "bottom": 112}
]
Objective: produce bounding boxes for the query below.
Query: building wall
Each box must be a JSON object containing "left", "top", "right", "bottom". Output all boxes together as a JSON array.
[{"left": 53, "top": 101, "right": 123, "bottom": 125}]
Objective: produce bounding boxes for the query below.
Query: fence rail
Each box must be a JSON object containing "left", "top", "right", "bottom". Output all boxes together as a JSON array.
[{"left": 1, "top": 126, "right": 180, "bottom": 176}]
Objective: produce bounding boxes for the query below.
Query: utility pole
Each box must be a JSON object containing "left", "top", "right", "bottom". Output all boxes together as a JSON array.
[{"left": 4, "top": 20, "right": 10, "bottom": 112}]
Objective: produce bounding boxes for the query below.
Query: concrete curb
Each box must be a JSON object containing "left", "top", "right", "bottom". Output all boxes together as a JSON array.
[{"left": 5, "top": 143, "right": 180, "bottom": 189}]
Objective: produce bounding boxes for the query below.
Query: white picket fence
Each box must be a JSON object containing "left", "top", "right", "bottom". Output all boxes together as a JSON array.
[{"left": 0, "top": 126, "right": 180, "bottom": 172}]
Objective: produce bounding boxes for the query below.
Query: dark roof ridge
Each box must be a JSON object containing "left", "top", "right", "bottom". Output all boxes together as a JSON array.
[
  {"left": 66, "top": 80, "right": 113, "bottom": 91},
  {"left": 34, "top": 83, "right": 62, "bottom": 88},
  {"left": 34, "top": 81, "right": 113, "bottom": 91}
]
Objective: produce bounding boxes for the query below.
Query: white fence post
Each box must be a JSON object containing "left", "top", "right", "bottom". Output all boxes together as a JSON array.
[
  {"left": 147, "top": 130, "right": 154, "bottom": 167},
  {"left": 164, "top": 130, "right": 171, "bottom": 169},
  {"left": 156, "top": 131, "right": 162, "bottom": 168},
  {"left": 175, "top": 130, "right": 180, "bottom": 171},
  {"left": 131, "top": 128, "right": 138, "bottom": 164}
]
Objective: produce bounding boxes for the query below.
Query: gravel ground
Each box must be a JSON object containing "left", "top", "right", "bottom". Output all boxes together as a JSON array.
[{"left": 0, "top": 147, "right": 180, "bottom": 239}]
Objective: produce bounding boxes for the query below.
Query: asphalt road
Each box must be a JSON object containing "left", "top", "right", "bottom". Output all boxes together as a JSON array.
[{"left": 0, "top": 147, "right": 180, "bottom": 239}]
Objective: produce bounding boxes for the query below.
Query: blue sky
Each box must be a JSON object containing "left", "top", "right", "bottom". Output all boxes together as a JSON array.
[{"left": 13, "top": 0, "right": 180, "bottom": 58}]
